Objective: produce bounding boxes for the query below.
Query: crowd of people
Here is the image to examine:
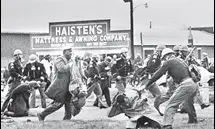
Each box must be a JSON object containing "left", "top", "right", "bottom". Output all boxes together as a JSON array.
[{"left": 1, "top": 44, "right": 213, "bottom": 129}]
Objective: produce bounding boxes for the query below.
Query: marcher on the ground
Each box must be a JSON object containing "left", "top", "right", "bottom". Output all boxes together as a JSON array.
[
  {"left": 37, "top": 46, "right": 73, "bottom": 121},
  {"left": 1, "top": 49, "right": 24, "bottom": 113},
  {"left": 93, "top": 56, "right": 112, "bottom": 107},
  {"left": 23, "top": 54, "right": 48, "bottom": 108},
  {"left": 138, "top": 48, "right": 199, "bottom": 129},
  {"left": 108, "top": 88, "right": 161, "bottom": 129},
  {"left": 1, "top": 81, "right": 40, "bottom": 117}
]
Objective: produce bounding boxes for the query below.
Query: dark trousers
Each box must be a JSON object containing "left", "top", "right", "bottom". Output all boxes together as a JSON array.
[
  {"left": 93, "top": 87, "right": 111, "bottom": 107},
  {"left": 40, "top": 94, "right": 72, "bottom": 120}
]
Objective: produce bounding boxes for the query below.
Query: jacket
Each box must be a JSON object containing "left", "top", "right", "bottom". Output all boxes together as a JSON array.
[
  {"left": 111, "top": 58, "right": 133, "bottom": 77},
  {"left": 45, "top": 56, "right": 71, "bottom": 102},
  {"left": 23, "top": 61, "right": 48, "bottom": 82}
]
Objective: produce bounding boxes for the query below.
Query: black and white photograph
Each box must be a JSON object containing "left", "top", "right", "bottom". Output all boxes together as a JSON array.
[{"left": 1, "top": 0, "right": 214, "bottom": 129}]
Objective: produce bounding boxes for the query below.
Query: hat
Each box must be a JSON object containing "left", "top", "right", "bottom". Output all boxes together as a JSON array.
[
  {"left": 13, "top": 49, "right": 23, "bottom": 56},
  {"left": 173, "top": 45, "right": 181, "bottom": 51},
  {"left": 180, "top": 45, "right": 189, "bottom": 51},
  {"left": 156, "top": 45, "right": 166, "bottom": 51},
  {"left": 29, "top": 54, "right": 38, "bottom": 63},
  {"left": 120, "top": 48, "right": 129, "bottom": 53},
  {"left": 62, "top": 46, "right": 72, "bottom": 51},
  {"left": 161, "top": 48, "right": 175, "bottom": 59}
]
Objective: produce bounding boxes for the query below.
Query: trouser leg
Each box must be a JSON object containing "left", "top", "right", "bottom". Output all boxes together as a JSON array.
[
  {"left": 38, "top": 85, "right": 47, "bottom": 108},
  {"left": 40, "top": 101, "right": 64, "bottom": 119},
  {"left": 147, "top": 83, "right": 162, "bottom": 115},
  {"left": 86, "top": 82, "right": 97, "bottom": 98},
  {"left": 103, "top": 87, "right": 111, "bottom": 107},
  {"left": 163, "top": 82, "right": 197, "bottom": 126},
  {"left": 39, "top": 83, "right": 47, "bottom": 108},
  {"left": 30, "top": 90, "right": 36, "bottom": 108},
  {"left": 93, "top": 82, "right": 106, "bottom": 107},
  {"left": 122, "top": 78, "right": 127, "bottom": 89},
  {"left": 195, "top": 88, "right": 203, "bottom": 106},
  {"left": 63, "top": 95, "right": 72, "bottom": 120},
  {"left": 115, "top": 81, "right": 125, "bottom": 94},
  {"left": 184, "top": 92, "right": 198, "bottom": 123}
]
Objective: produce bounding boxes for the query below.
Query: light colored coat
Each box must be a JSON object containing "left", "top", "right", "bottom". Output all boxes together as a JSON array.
[{"left": 45, "top": 56, "right": 70, "bottom": 102}]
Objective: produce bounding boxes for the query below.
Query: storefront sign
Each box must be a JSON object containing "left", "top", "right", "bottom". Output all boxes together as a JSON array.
[{"left": 31, "top": 20, "right": 130, "bottom": 49}]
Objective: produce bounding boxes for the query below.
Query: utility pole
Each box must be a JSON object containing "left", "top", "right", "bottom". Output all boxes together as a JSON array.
[
  {"left": 140, "top": 32, "right": 143, "bottom": 59},
  {"left": 123, "top": 0, "right": 134, "bottom": 60},
  {"left": 188, "top": 26, "right": 193, "bottom": 48}
]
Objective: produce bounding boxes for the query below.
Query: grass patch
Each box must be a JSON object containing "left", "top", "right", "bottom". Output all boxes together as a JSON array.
[{"left": 1, "top": 117, "right": 214, "bottom": 129}]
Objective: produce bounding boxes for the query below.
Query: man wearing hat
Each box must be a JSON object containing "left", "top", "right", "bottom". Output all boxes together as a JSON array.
[
  {"left": 1, "top": 49, "right": 24, "bottom": 113},
  {"left": 138, "top": 48, "right": 198, "bottom": 129},
  {"left": 179, "top": 45, "right": 200, "bottom": 66},
  {"left": 37, "top": 46, "right": 73, "bottom": 121},
  {"left": 111, "top": 47, "right": 133, "bottom": 92},
  {"left": 23, "top": 54, "right": 48, "bottom": 108}
]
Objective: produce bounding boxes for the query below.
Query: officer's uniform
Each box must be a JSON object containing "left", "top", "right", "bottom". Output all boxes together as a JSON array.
[
  {"left": 142, "top": 52, "right": 163, "bottom": 115},
  {"left": 1, "top": 60, "right": 23, "bottom": 112},
  {"left": 179, "top": 53, "right": 210, "bottom": 111},
  {"left": 111, "top": 57, "right": 133, "bottom": 92},
  {"left": 93, "top": 61, "right": 112, "bottom": 107},
  {"left": 23, "top": 61, "right": 47, "bottom": 108}
]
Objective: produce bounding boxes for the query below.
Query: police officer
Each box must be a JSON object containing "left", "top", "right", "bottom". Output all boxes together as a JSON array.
[
  {"left": 93, "top": 56, "right": 112, "bottom": 107},
  {"left": 23, "top": 54, "right": 48, "bottom": 108},
  {"left": 179, "top": 45, "right": 200, "bottom": 66},
  {"left": 173, "top": 45, "right": 181, "bottom": 57},
  {"left": 138, "top": 48, "right": 198, "bottom": 129},
  {"left": 111, "top": 48, "right": 133, "bottom": 93},
  {"left": 179, "top": 45, "right": 210, "bottom": 111},
  {"left": 85, "top": 54, "right": 107, "bottom": 109},
  {"left": 1, "top": 49, "right": 24, "bottom": 113},
  {"left": 141, "top": 45, "right": 166, "bottom": 116}
]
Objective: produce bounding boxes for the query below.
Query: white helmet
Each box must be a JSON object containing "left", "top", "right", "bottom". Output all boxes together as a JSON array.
[
  {"left": 120, "top": 47, "right": 129, "bottom": 53},
  {"left": 161, "top": 48, "right": 175, "bottom": 59},
  {"left": 29, "top": 54, "right": 38, "bottom": 63},
  {"left": 13, "top": 49, "right": 23, "bottom": 56}
]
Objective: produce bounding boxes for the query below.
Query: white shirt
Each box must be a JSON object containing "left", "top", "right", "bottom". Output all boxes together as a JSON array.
[{"left": 41, "top": 59, "right": 52, "bottom": 78}]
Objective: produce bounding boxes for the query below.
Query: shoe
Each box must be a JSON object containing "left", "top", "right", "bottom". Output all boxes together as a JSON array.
[
  {"left": 162, "top": 125, "right": 173, "bottom": 129},
  {"left": 201, "top": 104, "right": 210, "bottom": 109},
  {"left": 37, "top": 113, "right": 44, "bottom": 121},
  {"left": 99, "top": 105, "right": 108, "bottom": 109},
  {"left": 93, "top": 103, "right": 99, "bottom": 107},
  {"left": 187, "top": 119, "right": 198, "bottom": 124}
]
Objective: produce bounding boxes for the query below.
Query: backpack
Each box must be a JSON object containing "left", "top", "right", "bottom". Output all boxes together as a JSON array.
[{"left": 189, "top": 64, "right": 201, "bottom": 83}]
